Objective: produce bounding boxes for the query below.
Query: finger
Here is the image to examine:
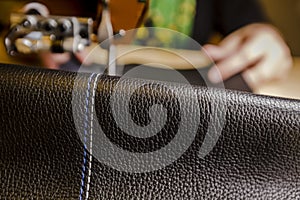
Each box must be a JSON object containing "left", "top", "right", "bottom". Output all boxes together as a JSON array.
[
  {"left": 202, "top": 44, "right": 227, "bottom": 61},
  {"left": 243, "top": 56, "right": 293, "bottom": 89},
  {"left": 242, "top": 59, "right": 273, "bottom": 89},
  {"left": 219, "top": 32, "right": 243, "bottom": 51},
  {"left": 243, "top": 37, "right": 293, "bottom": 88},
  {"left": 203, "top": 34, "right": 242, "bottom": 62},
  {"left": 208, "top": 38, "right": 265, "bottom": 83}
]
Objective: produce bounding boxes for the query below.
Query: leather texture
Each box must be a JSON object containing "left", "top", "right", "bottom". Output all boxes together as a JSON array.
[{"left": 0, "top": 63, "right": 299, "bottom": 199}]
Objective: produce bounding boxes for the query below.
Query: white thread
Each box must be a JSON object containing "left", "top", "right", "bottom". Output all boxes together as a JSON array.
[{"left": 85, "top": 73, "right": 102, "bottom": 200}]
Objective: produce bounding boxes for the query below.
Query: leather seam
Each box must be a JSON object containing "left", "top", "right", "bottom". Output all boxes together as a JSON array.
[
  {"left": 79, "top": 73, "right": 96, "bottom": 200},
  {"left": 85, "top": 73, "right": 102, "bottom": 200}
]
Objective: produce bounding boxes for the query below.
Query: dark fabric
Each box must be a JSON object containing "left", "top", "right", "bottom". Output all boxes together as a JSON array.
[
  {"left": 0, "top": 63, "right": 300, "bottom": 199},
  {"left": 192, "top": 0, "right": 267, "bottom": 44}
]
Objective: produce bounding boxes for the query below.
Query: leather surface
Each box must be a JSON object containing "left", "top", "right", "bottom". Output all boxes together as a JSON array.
[{"left": 0, "top": 63, "right": 299, "bottom": 199}]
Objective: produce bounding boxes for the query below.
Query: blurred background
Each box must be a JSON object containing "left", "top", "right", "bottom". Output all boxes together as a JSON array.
[
  {"left": 0, "top": 0, "right": 299, "bottom": 99},
  {"left": 0, "top": 0, "right": 97, "bottom": 66}
]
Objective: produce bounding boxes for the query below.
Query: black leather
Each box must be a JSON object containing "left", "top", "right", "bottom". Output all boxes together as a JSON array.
[{"left": 0, "top": 63, "right": 299, "bottom": 199}]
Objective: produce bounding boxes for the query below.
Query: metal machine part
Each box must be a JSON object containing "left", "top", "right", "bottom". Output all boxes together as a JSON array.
[
  {"left": 99, "top": 0, "right": 117, "bottom": 75},
  {"left": 5, "top": 13, "right": 93, "bottom": 55}
]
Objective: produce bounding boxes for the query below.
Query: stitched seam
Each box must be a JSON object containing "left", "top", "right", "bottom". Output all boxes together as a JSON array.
[
  {"left": 79, "top": 73, "right": 96, "bottom": 200},
  {"left": 85, "top": 73, "right": 101, "bottom": 200}
]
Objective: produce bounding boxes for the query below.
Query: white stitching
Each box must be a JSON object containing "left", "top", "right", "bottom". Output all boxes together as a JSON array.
[{"left": 85, "top": 73, "right": 102, "bottom": 200}]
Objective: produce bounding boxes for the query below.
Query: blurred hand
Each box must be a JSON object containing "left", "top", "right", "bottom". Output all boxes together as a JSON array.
[
  {"left": 204, "top": 23, "right": 293, "bottom": 89},
  {"left": 39, "top": 50, "right": 89, "bottom": 70},
  {"left": 40, "top": 52, "right": 71, "bottom": 70}
]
